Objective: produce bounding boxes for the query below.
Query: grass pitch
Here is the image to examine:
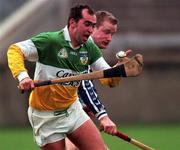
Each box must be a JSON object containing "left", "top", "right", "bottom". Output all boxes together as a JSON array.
[{"left": 0, "top": 124, "right": 179, "bottom": 150}]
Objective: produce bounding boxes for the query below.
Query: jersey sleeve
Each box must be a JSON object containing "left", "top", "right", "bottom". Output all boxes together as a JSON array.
[
  {"left": 99, "top": 77, "right": 121, "bottom": 87},
  {"left": 7, "top": 44, "right": 27, "bottom": 78},
  {"left": 7, "top": 39, "right": 39, "bottom": 79},
  {"left": 78, "top": 80, "right": 108, "bottom": 120}
]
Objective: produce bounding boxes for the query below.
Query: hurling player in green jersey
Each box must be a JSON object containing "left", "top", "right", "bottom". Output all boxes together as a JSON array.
[{"left": 8, "top": 4, "right": 116, "bottom": 150}]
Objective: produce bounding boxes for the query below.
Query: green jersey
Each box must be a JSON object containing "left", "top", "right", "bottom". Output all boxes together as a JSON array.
[{"left": 15, "top": 26, "right": 102, "bottom": 110}]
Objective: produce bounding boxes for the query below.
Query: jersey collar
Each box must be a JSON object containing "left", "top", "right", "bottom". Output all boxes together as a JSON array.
[
  {"left": 63, "top": 26, "right": 71, "bottom": 42},
  {"left": 63, "top": 26, "right": 84, "bottom": 49}
]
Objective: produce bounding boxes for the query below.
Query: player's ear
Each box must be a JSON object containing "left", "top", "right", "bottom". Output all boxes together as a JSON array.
[{"left": 69, "top": 18, "right": 77, "bottom": 28}]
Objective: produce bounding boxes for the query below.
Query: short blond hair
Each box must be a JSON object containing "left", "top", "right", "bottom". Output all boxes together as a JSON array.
[{"left": 95, "top": 11, "right": 118, "bottom": 28}]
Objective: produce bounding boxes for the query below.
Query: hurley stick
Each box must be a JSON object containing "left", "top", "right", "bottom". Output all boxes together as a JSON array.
[
  {"left": 33, "top": 53, "right": 143, "bottom": 87},
  {"left": 19, "top": 54, "right": 143, "bottom": 92},
  {"left": 115, "top": 131, "right": 155, "bottom": 150}
]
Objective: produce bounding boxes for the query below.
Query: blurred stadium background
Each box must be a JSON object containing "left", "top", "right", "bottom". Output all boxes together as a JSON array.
[{"left": 0, "top": 0, "right": 180, "bottom": 149}]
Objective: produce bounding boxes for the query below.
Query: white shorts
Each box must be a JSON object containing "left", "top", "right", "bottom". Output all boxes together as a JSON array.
[{"left": 28, "top": 100, "right": 90, "bottom": 147}]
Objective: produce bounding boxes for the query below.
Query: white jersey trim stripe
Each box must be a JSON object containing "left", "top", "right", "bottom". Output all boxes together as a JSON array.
[
  {"left": 17, "top": 71, "right": 29, "bottom": 82},
  {"left": 90, "top": 57, "right": 110, "bottom": 71},
  {"left": 34, "top": 62, "right": 80, "bottom": 80},
  {"left": 15, "top": 39, "right": 39, "bottom": 62}
]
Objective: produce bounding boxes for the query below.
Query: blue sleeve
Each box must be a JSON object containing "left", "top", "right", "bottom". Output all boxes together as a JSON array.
[{"left": 78, "top": 79, "right": 107, "bottom": 119}]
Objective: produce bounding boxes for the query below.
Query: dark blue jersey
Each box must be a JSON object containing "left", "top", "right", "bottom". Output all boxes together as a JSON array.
[{"left": 78, "top": 78, "right": 107, "bottom": 119}]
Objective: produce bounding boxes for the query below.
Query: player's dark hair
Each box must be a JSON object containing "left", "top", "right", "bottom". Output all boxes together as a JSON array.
[
  {"left": 68, "top": 4, "right": 95, "bottom": 27},
  {"left": 95, "top": 11, "right": 118, "bottom": 28}
]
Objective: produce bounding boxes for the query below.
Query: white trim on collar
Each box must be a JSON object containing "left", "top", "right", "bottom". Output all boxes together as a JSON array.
[
  {"left": 63, "top": 26, "right": 71, "bottom": 41},
  {"left": 63, "top": 26, "right": 86, "bottom": 49}
]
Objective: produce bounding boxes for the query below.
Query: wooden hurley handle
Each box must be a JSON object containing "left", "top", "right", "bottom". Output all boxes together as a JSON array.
[
  {"left": 115, "top": 131, "right": 155, "bottom": 150},
  {"left": 31, "top": 65, "right": 126, "bottom": 88},
  {"left": 130, "top": 139, "right": 155, "bottom": 150},
  {"left": 19, "top": 62, "right": 141, "bottom": 93}
]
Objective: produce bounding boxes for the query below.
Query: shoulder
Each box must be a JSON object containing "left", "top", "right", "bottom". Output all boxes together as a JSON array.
[
  {"left": 31, "top": 30, "right": 64, "bottom": 42},
  {"left": 85, "top": 36, "right": 96, "bottom": 46},
  {"left": 31, "top": 30, "right": 65, "bottom": 47},
  {"left": 84, "top": 37, "right": 100, "bottom": 52}
]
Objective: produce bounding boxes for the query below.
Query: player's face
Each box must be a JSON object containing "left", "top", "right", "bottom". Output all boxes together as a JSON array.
[
  {"left": 92, "top": 20, "right": 117, "bottom": 49},
  {"left": 74, "top": 9, "right": 96, "bottom": 45}
]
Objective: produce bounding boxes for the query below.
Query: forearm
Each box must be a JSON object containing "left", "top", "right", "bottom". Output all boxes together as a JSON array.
[
  {"left": 83, "top": 98, "right": 108, "bottom": 120},
  {"left": 78, "top": 80, "right": 108, "bottom": 120}
]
